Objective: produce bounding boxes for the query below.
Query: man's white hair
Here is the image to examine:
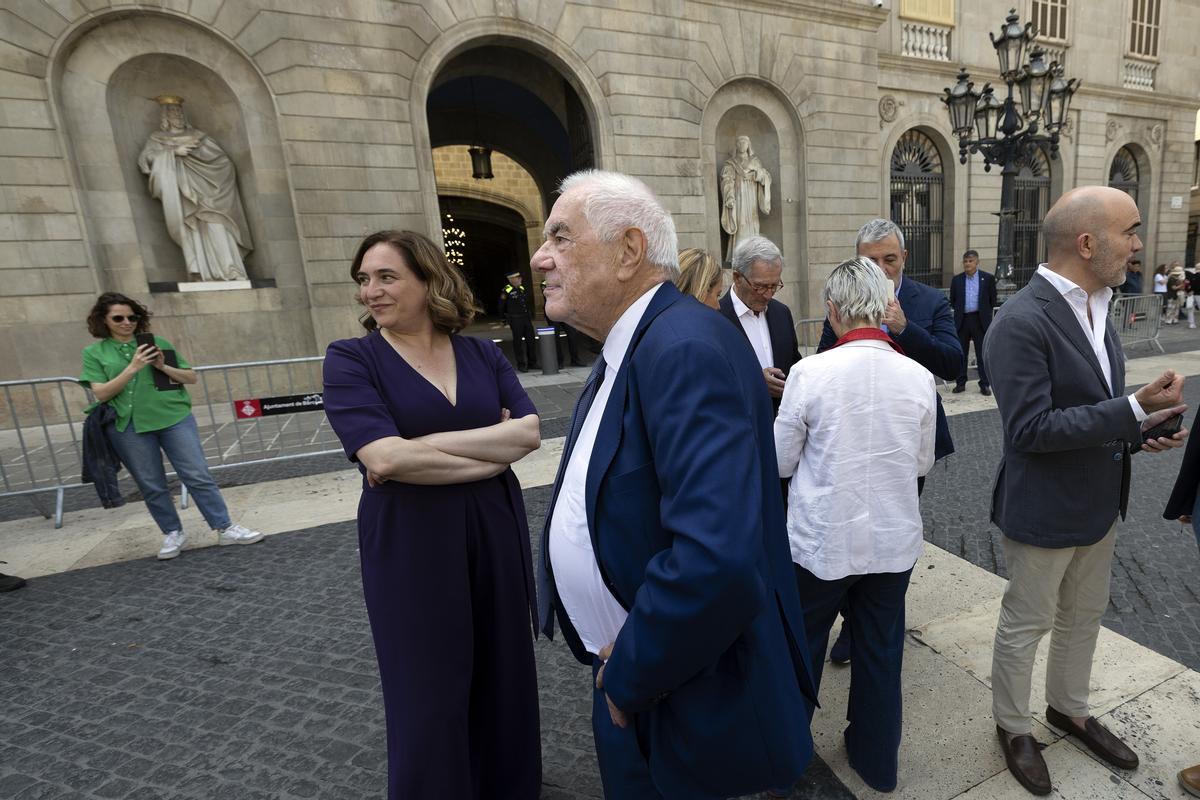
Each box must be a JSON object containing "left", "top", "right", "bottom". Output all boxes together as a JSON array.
[
  {"left": 558, "top": 170, "right": 679, "bottom": 278},
  {"left": 855, "top": 218, "right": 906, "bottom": 252},
  {"left": 731, "top": 235, "right": 783, "bottom": 276},
  {"left": 822, "top": 256, "right": 891, "bottom": 325}
]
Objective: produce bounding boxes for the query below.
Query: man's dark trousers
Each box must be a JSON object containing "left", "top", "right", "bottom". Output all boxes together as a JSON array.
[
  {"left": 794, "top": 565, "right": 913, "bottom": 792},
  {"left": 507, "top": 314, "right": 537, "bottom": 370},
  {"left": 956, "top": 312, "right": 990, "bottom": 389}
]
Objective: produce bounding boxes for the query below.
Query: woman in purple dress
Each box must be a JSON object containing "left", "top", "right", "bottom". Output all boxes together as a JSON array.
[{"left": 322, "top": 230, "right": 542, "bottom": 798}]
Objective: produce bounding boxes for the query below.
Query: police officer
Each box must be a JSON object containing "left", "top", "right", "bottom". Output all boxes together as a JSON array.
[
  {"left": 499, "top": 270, "right": 537, "bottom": 371},
  {"left": 541, "top": 279, "right": 585, "bottom": 368}
]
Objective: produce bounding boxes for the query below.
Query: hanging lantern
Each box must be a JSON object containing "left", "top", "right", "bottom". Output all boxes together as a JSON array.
[
  {"left": 974, "top": 84, "right": 1004, "bottom": 142},
  {"left": 1017, "top": 47, "right": 1052, "bottom": 122},
  {"left": 468, "top": 146, "right": 493, "bottom": 180},
  {"left": 942, "top": 68, "right": 978, "bottom": 138},
  {"left": 990, "top": 9, "right": 1033, "bottom": 79}
]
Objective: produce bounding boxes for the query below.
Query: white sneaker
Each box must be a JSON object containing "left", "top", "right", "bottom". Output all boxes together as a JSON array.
[
  {"left": 158, "top": 530, "right": 187, "bottom": 560},
  {"left": 218, "top": 523, "right": 264, "bottom": 546}
]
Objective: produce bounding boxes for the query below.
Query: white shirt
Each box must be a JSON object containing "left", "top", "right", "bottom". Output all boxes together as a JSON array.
[
  {"left": 1035, "top": 265, "right": 1146, "bottom": 421},
  {"left": 730, "top": 287, "right": 774, "bottom": 369},
  {"left": 774, "top": 339, "right": 936, "bottom": 580},
  {"left": 549, "top": 283, "right": 664, "bottom": 656}
]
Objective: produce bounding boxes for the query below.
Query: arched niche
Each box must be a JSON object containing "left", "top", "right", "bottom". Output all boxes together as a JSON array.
[
  {"left": 702, "top": 79, "right": 807, "bottom": 313},
  {"left": 52, "top": 14, "right": 302, "bottom": 298},
  {"left": 880, "top": 113, "right": 960, "bottom": 287}
]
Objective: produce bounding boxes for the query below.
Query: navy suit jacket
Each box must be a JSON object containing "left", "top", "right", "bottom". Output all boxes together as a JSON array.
[
  {"left": 819, "top": 276, "right": 962, "bottom": 459},
  {"left": 717, "top": 292, "right": 802, "bottom": 375},
  {"left": 949, "top": 269, "right": 998, "bottom": 330},
  {"left": 537, "top": 283, "right": 818, "bottom": 798}
]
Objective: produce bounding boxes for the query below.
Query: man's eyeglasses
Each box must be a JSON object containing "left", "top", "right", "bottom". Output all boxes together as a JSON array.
[
  {"left": 736, "top": 274, "right": 784, "bottom": 295},
  {"left": 108, "top": 315, "right": 140, "bottom": 323}
]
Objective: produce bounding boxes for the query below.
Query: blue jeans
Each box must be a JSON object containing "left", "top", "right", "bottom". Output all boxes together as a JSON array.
[{"left": 106, "top": 414, "right": 230, "bottom": 535}]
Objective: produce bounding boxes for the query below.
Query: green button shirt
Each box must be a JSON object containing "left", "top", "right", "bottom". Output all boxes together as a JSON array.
[{"left": 79, "top": 337, "right": 193, "bottom": 433}]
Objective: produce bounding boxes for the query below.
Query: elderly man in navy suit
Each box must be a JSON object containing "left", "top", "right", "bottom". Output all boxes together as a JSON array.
[
  {"left": 534, "top": 170, "right": 817, "bottom": 799},
  {"left": 818, "top": 218, "right": 963, "bottom": 664},
  {"left": 949, "top": 249, "right": 998, "bottom": 395},
  {"left": 718, "top": 235, "right": 801, "bottom": 411}
]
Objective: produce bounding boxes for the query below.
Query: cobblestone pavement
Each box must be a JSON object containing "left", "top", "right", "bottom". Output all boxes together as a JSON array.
[
  {"left": 6, "top": 341, "right": 1200, "bottom": 797},
  {"left": 921, "top": 378, "right": 1200, "bottom": 672},
  {"left": 0, "top": 486, "right": 852, "bottom": 800}
]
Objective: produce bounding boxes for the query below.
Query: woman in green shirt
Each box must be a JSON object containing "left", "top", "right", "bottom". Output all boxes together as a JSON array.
[{"left": 80, "top": 292, "right": 263, "bottom": 560}]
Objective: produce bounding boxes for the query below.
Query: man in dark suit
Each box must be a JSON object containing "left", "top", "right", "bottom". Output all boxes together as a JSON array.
[
  {"left": 949, "top": 248, "right": 998, "bottom": 395},
  {"left": 986, "top": 186, "right": 1187, "bottom": 796},
  {"left": 534, "top": 170, "right": 818, "bottom": 799},
  {"left": 718, "top": 235, "right": 801, "bottom": 411},
  {"left": 818, "top": 218, "right": 964, "bottom": 665}
]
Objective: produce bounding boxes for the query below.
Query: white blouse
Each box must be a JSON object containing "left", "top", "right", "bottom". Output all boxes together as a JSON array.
[{"left": 773, "top": 339, "right": 936, "bottom": 580}]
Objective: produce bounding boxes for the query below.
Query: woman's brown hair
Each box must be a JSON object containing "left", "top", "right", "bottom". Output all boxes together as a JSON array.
[
  {"left": 86, "top": 292, "right": 152, "bottom": 339},
  {"left": 350, "top": 230, "right": 480, "bottom": 334},
  {"left": 675, "top": 248, "right": 722, "bottom": 304}
]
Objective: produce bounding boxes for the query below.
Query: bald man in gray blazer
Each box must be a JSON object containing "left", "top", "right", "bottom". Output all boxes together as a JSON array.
[{"left": 985, "top": 186, "right": 1188, "bottom": 796}]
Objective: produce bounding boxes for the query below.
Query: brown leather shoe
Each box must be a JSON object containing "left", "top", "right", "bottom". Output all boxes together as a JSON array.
[
  {"left": 1179, "top": 763, "right": 1200, "bottom": 797},
  {"left": 997, "top": 726, "right": 1052, "bottom": 795},
  {"left": 1045, "top": 706, "right": 1138, "bottom": 770}
]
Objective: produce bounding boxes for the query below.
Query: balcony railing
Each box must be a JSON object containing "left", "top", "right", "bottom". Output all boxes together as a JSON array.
[
  {"left": 901, "top": 20, "right": 951, "bottom": 62},
  {"left": 1122, "top": 57, "right": 1156, "bottom": 91}
]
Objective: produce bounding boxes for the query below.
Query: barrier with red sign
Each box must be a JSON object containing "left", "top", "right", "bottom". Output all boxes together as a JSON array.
[{"left": 233, "top": 393, "right": 324, "bottom": 419}]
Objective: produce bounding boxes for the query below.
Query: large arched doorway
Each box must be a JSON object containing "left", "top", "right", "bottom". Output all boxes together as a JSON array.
[
  {"left": 426, "top": 45, "right": 596, "bottom": 219},
  {"left": 424, "top": 43, "right": 598, "bottom": 329}
]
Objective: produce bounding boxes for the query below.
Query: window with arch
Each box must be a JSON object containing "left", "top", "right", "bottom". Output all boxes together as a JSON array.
[
  {"left": 1013, "top": 146, "right": 1052, "bottom": 287},
  {"left": 890, "top": 129, "right": 945, "bottom": 286},
  {"left": 1108, "top": 146, "right": 1141, "bottom": 206}
]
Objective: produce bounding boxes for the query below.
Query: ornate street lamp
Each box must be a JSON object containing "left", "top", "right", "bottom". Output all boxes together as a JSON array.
[{"left": 943, "top": 8, "right": 1079, "bottom": 290}]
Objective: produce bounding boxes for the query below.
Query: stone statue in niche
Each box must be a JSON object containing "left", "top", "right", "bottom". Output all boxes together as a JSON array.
[
  {"left": 137, "top": 95, "right": 253, "bottom": 282},
  {"left": 719, "top": 135, "right": 772, "bottom": 262}
]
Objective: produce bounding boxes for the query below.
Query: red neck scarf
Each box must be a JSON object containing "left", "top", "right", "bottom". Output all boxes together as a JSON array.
[{"left": 831, "top": 326, "right": 906, "bottom": 356}]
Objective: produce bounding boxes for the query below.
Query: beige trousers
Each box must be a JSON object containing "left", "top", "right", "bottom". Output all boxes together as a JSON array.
[{"left": 991, "top": 524, "right": 1117, "bottom": 735}]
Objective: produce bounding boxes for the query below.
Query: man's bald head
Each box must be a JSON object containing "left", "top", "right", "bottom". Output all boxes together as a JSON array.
[
  {"left": 1042, "top": 186, "right": 1142, "bottom": 291},
  {"left": 1044, "top": 187, "right": 1136, "bottom": 256}
]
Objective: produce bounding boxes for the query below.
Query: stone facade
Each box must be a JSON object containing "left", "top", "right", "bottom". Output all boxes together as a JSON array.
[{"left": 0, "top": 0, "right": 1197, "bottom": 381}]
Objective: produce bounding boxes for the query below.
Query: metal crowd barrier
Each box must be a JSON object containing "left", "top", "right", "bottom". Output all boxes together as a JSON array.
[
  {"left": 0, "top": 377, "right": 93, "bottom": 528},
  {"left": 0, "top": 356, "right": 341, "bottom": 528},
  {"left": 1109, "top": 293, "right": 1164, "bottom": 354},
  {"left": 795, "top": 318, "right": 827, "bottom": 356}
]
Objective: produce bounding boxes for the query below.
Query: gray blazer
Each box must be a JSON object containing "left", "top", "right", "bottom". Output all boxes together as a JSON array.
[{"left": 985, "top": 272, "right": 1142, "bottom": 548}]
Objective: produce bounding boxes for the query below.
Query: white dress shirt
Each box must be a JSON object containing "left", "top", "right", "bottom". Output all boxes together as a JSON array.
[
  {"left": 730, "top": 287, "right": 774, "bottom": 369},
  {"left": 549, "top": 283, "right": 664, "bottom": 656},
  {"left": 774, "top": 339, "right": 936, "bottom": 580},
  {"left": 1035, "top": 265, "right": 1146, "bottom": 421}
]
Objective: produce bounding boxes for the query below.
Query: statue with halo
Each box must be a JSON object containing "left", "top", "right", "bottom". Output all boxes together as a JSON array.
[{"left": 137, "top": 95, "right": 253, "bottom": 282}]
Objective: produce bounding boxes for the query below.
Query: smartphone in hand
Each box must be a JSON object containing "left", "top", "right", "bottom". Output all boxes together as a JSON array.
[
  {"left": 1142, "top": 412, "right": 1184, "bottom": 442},
  {"left": 134, "top": 332, "right": 158, "bottom": 353}
]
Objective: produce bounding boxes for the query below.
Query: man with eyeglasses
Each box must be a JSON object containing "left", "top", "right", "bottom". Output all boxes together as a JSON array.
[{"left": 718, "top": 235, "right": 801, "bottom": 412}]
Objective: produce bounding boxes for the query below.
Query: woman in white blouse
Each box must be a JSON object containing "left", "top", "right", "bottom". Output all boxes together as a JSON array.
[{"left": 773, "top": 256, "right": 935, "bottom": 793}]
